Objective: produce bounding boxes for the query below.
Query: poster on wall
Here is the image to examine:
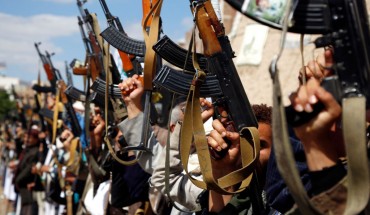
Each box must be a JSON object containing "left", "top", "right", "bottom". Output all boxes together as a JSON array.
[{"left": 236, "top": 24, "right": 269, "bottom": 66}]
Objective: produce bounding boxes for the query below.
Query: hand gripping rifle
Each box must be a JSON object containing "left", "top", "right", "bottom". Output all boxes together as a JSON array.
[
  {"left": 226, "top": 0, "right": 370, "bottom": 213},
  {"left": 110, "top": 0, "right": 165, "bottom": 163},
  {"left": 92, "top": 0, "right": 146, "bottom": 103},
  {"left": 179, "top": 0, "right": 260, "bottom": 195}
]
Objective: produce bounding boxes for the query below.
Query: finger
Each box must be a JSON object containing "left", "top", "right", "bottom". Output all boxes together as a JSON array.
[
  {"left": 290, "top": 92, "right": 304, "bottom": 112},
  {"left": 303, "top": 79, "right": 321, "bottom": 112},
  {"left": 119, "top": 81, "right": 129, "bottom": 91},
  {"left": 212, "top": 119, "right": 227, "bottom": 134},
  {"left": 308, "top": 60, "right": 324, "bottom": 80},
  {"left": 294, "top": 85, "right": 310, "bottom": 112},
  {"left": 133, "top": 76, "right": 143, "bottom": 88},
  {"left": 225, "top": 130, "right": 240, "bottom": 142},
  {"left": 209, "top": 129, "right": 229, "bottom": 150},
  {"left": 207, "top": 135, "right": 222, "bottom": 151},
  {"left": 314, "top": 86, "right": 341, "bottom": 120},
  {"left": 305, "top": 78, "right": 321, "bottom": 101},
  {"left": 124, "top": 77, "right": 135, "bottom": 90},
  {"left": 200, "top": 99, "right": 214, "bottom": 122}
]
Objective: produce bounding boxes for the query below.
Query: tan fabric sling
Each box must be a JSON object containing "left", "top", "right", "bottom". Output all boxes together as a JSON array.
[
  {"left": 179, "top": 1, "right": 260, "bottom": 195},
  {"left": 270, "top": 0, "right": 370, "bottom": 213}
]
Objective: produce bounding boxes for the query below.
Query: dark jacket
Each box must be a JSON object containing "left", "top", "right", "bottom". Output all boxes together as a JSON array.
[{"left": 14, "top": 144, "right": 44, "bottom": 204}]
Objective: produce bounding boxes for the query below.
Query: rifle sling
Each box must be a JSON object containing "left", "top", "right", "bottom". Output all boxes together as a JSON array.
[
  {"left": 269, "top": 1, "right": 322, "bottom": 213},
  {"left": 84, "top": 65, "right": 91, "bottom": 149},
  {"left": 271, "top": 65, "right": 321, "bottom": 214},
  {"left": 52, "top": 88, "right": 61, "bottom": 145},
  {"left": 179, "top": 21, "right": 259, "bottom": 194},
  {"left": 104, "top": 44, "right": 140, "bottom": 166},
  {"left": 180, "top": 73, "right": 259, "bottom": 194},
  {"left": 270, "top": 2, "right": 370, "bottom": 211},
  {"left": 342, "top": 97, "right": 370, "bottom": 214},
  {"left": 142, "top": 0, "right": 163, "bottom": 90},
  {"left": 163, "top": 94, "right": 197, "bottom": 213}
]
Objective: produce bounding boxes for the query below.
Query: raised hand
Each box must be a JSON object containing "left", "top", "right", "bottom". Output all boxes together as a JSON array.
[
  {"left": 118, "top": 74, "right": 144, "bottom": 119},
  {"left": 290, "top": 78, "right": 342, "bottom": 171}
]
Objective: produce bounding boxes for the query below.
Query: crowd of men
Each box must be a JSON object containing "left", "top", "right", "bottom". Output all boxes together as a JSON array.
[{"left": 0, "top": 0, "right": 369, "bottom": 214}]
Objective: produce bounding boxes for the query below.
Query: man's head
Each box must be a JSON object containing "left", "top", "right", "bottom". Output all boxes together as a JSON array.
[
  {"left": 24, "top": 126, "right": 40, "bottom": 146},
  {"left": 252, "top": 104, "right": 272, "bottom": 170}
]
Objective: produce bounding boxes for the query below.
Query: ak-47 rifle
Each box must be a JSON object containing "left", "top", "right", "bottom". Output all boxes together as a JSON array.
[
  {"left": 98, "top": 0, "right": 143, "bottom": 78},
  {"left": 179, "top": 0, "right": 259, "bottom": 195},
  {"left": 283, "top": 1, "right": 370, "bottom": 214},
  {"left": 74, "top": 14, "right": 103, "bottom": 82},
  {"left": 153, "top": 35, "right": 207, "bottom": 72},
  {"left": 126, "top": 0, "right": 163, "bottom": 152},
  {"left": 76, "top": 0, "right": 113, "bottom": 82},
  {"left": 33, "top": 42, "right": 56, "bottom": 94},
  {"left": 226, "top": 0, "right": 370, "bottom": 213},
  {"left": 34, "top": 94, "right": 47, "bottom": 132},
  {"left": 224, "top": 0, "right": 370, "bottom": 110},
  {"left": 44, "top": 51, "right": 82, "bottom": 137}
]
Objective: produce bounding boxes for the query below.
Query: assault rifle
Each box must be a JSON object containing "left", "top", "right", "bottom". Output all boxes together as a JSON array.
[
  {"left": 191, "top": 0, "right": 257, "bottom": 154},
  {"left": 264, "top": 1, "right": 370, "bottom": 214},
  {"left": 44, "top": 51, "right": 82, "bottom": 137},
  {"left": 153, "top": 35, "right": 207, "bottom": 72},
  {"left": 34, "top": 94, "right": 47, "bottom": 132},
  {"left": 225, "top": 0, "right": 370, "bottom": 109},
  {"left": 177, "top": 0, "right": 260, "bottom": 195},
  {"left": 266, "top": 0, "right": 370, "bottom": 126},
  {"left": 33, "top": 42, "right": 57, "bottom": 94},
  {"left": 98, "top": 0, "right": 143, "bottom": 78},
  {"left": 76, "top": 0, "right": 107, "bottom": 81}
]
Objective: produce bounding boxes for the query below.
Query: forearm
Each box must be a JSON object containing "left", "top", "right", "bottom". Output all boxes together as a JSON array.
[
  {"left": 126, "top": 101, "right": 142, "bottom": 119},
  {"left": 117, "top": 113, "right": 161, "bottom": 174},
  {"left": 151, "top": 124, "right": 203, "bottom": 211},
  {"left": 301, "top": 136, "right": 338, "bottom": 171},
  {"left": 208, "top": 162, "right": 240, "bottom": 212}
]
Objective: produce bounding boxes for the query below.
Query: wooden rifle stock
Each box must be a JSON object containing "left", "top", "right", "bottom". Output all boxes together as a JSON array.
[
  {"left": 72, "top": 66, "right": 87, "bottom": 76},
  {"left": 35, "top": 42, "right": 55, "bottom": 83},
  {"left": 195, "top": 4, "right": 222, "bottom": 56},
  {"left": 58, "top": 80, "right": 69, "bottom": 104},
  {"left": 43, "top": 63, "right": 54, "bottom": 82},
  {"left": 118, "top": 50, "right": 134, "bottom": 72}
]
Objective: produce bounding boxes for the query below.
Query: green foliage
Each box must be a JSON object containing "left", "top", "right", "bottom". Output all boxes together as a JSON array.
[{"left": 0, "top": 89, "right": 16, "bottom": 120}]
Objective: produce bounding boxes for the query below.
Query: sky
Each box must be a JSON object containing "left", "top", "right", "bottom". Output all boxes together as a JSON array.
[{"left": 0, "top": 0, "right": 194, "bottom": 89}]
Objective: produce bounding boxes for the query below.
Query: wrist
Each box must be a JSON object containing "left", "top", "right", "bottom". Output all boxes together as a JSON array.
[
  {"left": 302, "top": 139, "right": 338, "bottom": 171},
  {"left": 126, "top": 102, "right": 143, "bottom": 119}
]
